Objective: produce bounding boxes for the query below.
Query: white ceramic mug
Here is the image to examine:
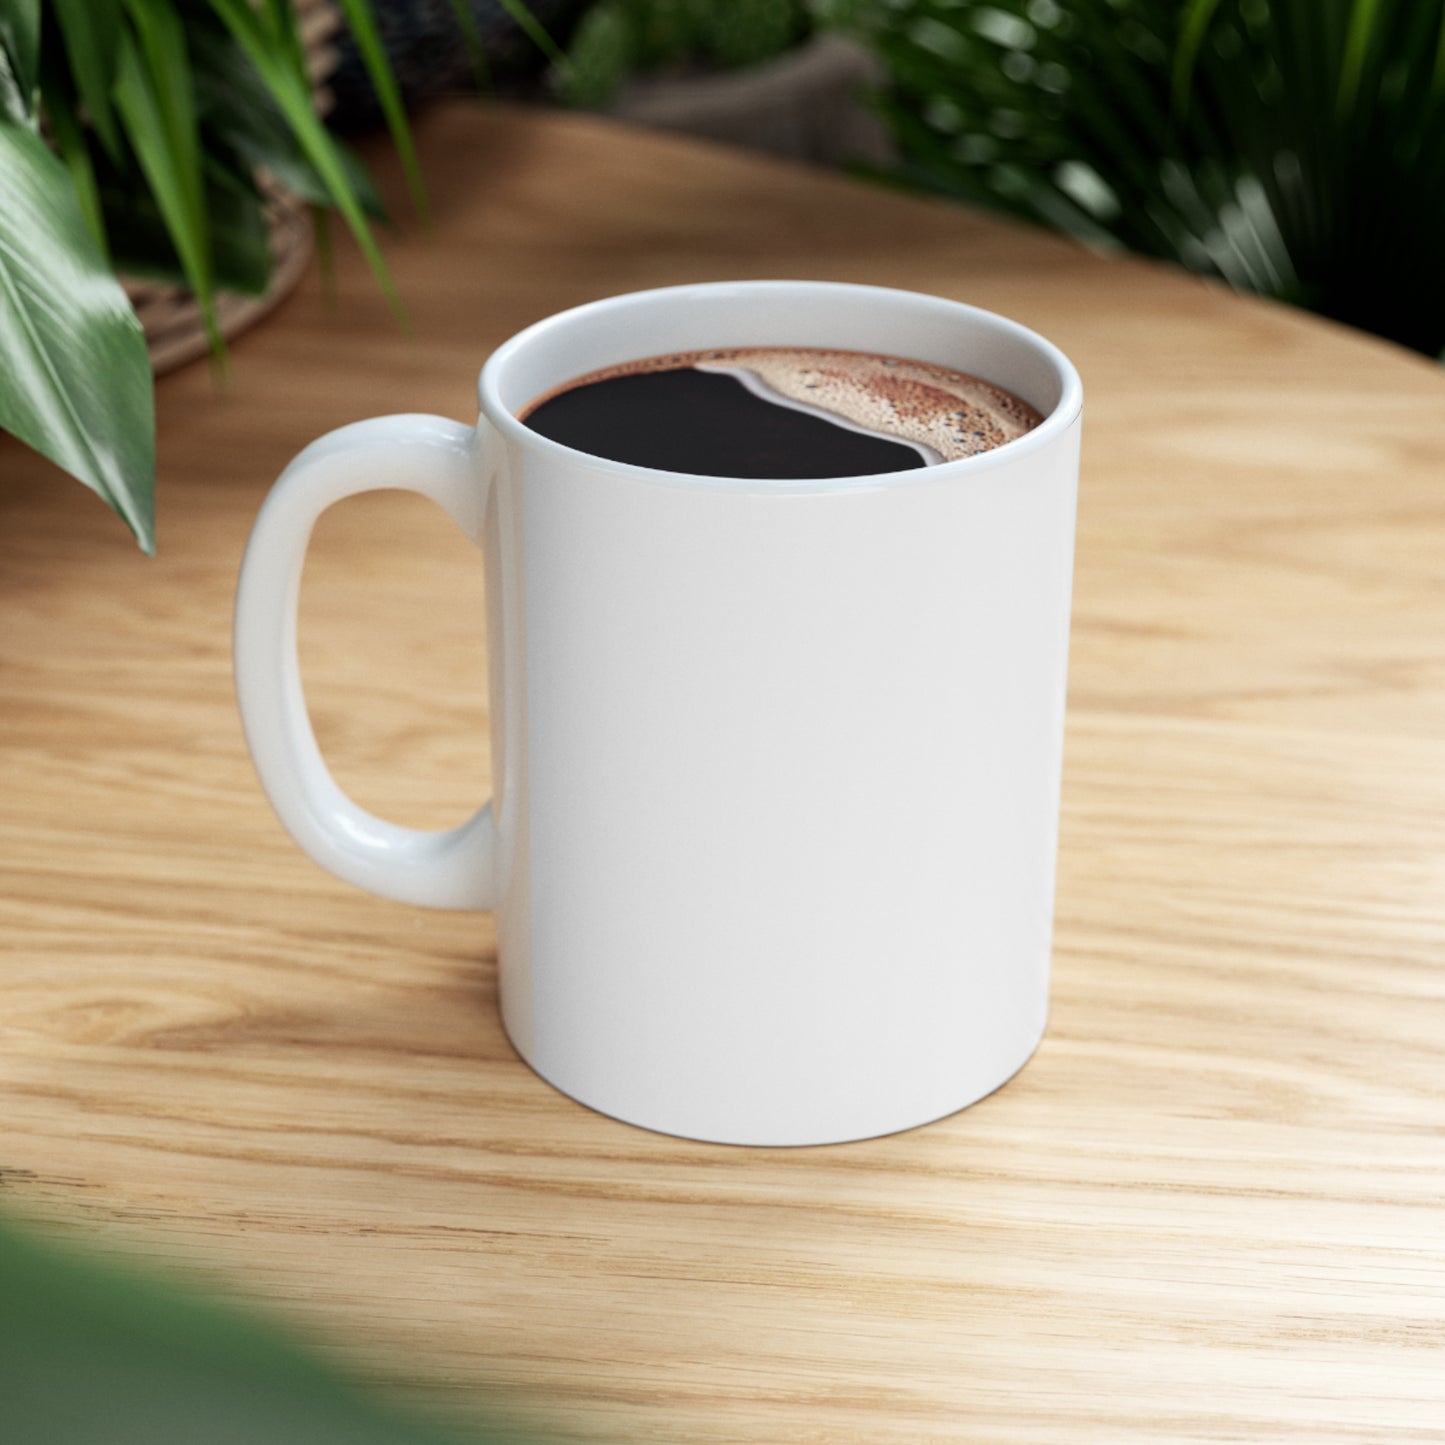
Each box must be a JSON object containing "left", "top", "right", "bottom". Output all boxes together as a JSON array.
[{"left": 234, "top": 280, "right": 1082, "bottom": 1146}]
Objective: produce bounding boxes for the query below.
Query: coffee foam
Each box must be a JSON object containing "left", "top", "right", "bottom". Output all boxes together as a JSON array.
[{"left": 519, "top": 347, "right": 1043, "bottom": 463}]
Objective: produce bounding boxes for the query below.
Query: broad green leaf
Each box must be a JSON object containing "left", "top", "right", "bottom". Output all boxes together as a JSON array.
[
  {"left": 113, "top": 23, "right": 220, "bottom": 354},
  {"left": 0, "top": 123, "right": 153, "bottom": 552},
  {"left": 52, "top": 0, "right": 122, "bottom": 156},
  {"left": 205, "top": 0, "right": 405, "bottom": 325},
  {"left": 330, "top": 0, "right": 427, "bottom": 218}
]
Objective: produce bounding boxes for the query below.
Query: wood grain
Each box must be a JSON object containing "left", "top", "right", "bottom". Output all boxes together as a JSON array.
[{"left": 2, "top": 103, "right": 1444, "bottom": 1444}]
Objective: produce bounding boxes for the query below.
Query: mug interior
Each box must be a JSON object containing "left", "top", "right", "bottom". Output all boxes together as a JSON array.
[{"left": 481, "top": 281, "right": 1081, "bottom": 481}]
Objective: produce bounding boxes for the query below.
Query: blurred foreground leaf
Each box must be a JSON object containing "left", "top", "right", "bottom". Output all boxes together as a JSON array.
[{"left": 0, "top": 1216, "right": 540, "bottom": 1445}]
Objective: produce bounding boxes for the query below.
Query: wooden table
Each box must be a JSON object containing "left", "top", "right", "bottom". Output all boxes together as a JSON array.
[{"left": 3, "top": 103, "right": 1444, "bottom": 1443}]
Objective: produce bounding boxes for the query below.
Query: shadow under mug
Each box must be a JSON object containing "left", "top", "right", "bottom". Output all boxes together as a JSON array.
[{"left": 234, "top": 280, "right": 1083, "bottom": 1146}]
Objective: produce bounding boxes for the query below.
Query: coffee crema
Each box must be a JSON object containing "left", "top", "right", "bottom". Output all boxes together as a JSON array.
[{"left": 518, "top": 346, "right": 1043, "bottom": 481}]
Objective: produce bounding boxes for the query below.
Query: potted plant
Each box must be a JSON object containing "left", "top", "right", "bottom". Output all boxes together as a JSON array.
[
  {"left": 0, "top": 0, "right": 452, "bottom": 554},
  {"left": 553, "top": 0, "right": 892, "bottom": 166}
]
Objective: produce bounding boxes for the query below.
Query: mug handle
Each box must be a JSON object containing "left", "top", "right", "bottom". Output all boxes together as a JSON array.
[{"left": 234, "top": 414, "right": 498, "bottom": 910}]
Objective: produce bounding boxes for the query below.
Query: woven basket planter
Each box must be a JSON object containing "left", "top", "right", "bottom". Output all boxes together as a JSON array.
[{"left": 125, "top": 0, "right": 341, "bottom": 375}]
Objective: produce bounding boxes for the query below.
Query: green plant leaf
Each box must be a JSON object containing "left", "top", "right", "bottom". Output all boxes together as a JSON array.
[
  {"left": 0, "top": 0, "right": 38, "bottom": 120},
  {"left": 1173, "top": 0, "right": 1222, "bottom": 116},
  {"left": 38, "top": 32, "right": 110, "bottom": 250},
  {"left": 1337, "top": 0, "right": 1385, "bottom": 116},
  {"left": 697, "top": 0, "right": 806, "bottom": 68},
  {"left": 262, "top": 0, "right": 310, "bottom": 83},
  {"left": 190, "top": 163, "right": 269, "bottom": 294},
  {"left": 229, "top": 123, "right": 384, "bottom": 220},
  {"left": 99, "top": 157, "right": 270, "bottom": 294},
  {"left": 205, "top": 0, "right": 405, "bottom": 325},
  {"left": 189, "top": 22, "right": 385, "bottom": 220},
  {"left": 51, "top": 0, "right": 122, "bottom": 156},
  {"left": 0, "top": 44, "right": 24, "bottom": 125},
  {"left": 0, "top": 122, "right": 153, "bottom": 551},
  {"left": 494, "top": 0, "right": 567, "bottom": 68},
  {"left": 44, "top": 83, "right": 106, "bottom": 254},
  {"left": 329, "top": 0, "right": 427, "bottom": 219},
  {"left": 113, "top": 18, "right": 220, "bottom": 354},
  {"left": 557, "top": 0, "right": 630, "bottom": 107},
  {"left": 443, "top": 0, "right": 492, "bottom": 92}
]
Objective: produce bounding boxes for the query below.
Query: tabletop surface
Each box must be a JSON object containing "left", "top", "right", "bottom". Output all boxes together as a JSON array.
[{"left": 3, "top": 102, "right": 1444, "bottom": 1443}]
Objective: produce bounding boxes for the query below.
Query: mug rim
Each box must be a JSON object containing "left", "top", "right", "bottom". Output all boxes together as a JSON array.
[{"left": 477, "top": 280, "right": 1083, "bottom": 492}]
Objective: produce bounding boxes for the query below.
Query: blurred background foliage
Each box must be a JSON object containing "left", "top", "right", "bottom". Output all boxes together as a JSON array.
[
  {"left": 828, "top": 0, "right": 1445, "bottom": 357},
  {"left": 555, "top": 0, "right": 812, "bottom": 107},
  {"left": 328, "top": 0, "right": 570, "bottom": 126},
  {"left": 6, "top": 0, "right": 1441, "bottom": 551}
]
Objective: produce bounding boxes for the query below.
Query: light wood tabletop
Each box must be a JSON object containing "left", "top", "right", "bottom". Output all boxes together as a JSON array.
[{"left": 3, "top": 102, "right": 1444, "bottom": 1443}]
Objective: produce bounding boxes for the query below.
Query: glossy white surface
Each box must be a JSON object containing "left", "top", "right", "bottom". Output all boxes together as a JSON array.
[
  {"left": 235, "top": 281, "right": 1082, "bottom": 1145},
  {"left": 233, "top": 416, "right": 499, "bottom": 908}
]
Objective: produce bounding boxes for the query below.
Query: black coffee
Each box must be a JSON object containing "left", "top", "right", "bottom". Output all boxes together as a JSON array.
[{"left": 517, "top": 347, "right": 1043, "bottom": 480}]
